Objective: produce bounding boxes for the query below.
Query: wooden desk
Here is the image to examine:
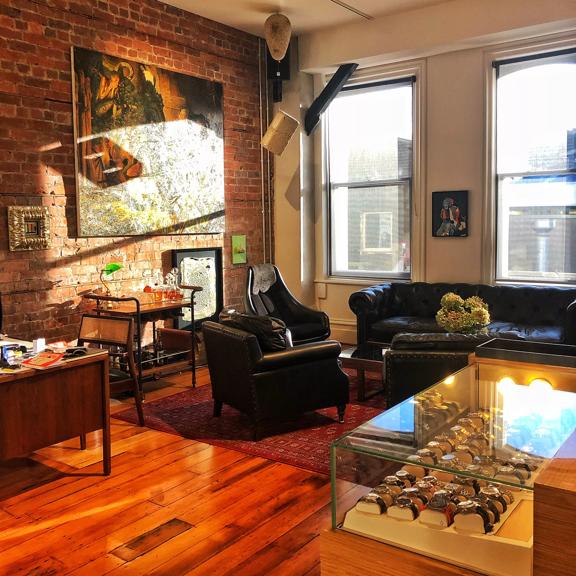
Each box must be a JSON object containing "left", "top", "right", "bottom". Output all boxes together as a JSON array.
[{"left": 0, "top": 350, "right": 111, "bottom": 474}]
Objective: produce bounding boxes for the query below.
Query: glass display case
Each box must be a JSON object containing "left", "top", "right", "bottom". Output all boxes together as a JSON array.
[{"left": 330, "top": 359, "right": 576, "bottom": 576}]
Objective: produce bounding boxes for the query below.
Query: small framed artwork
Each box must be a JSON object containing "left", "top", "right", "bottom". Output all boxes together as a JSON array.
[
  {"left": 231, "top": 235, "right": 247, "bottom": 264},
  {"left": 432, "top": 190, "right": 468, "bottom": 237},
  {"left": 8, "top": 206, "right": 51, "bottom": 251}
]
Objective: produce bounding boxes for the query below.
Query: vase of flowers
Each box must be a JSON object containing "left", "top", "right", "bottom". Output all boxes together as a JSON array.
[{"left": 436, "top": 292, "right": 490, "bottom": 334}]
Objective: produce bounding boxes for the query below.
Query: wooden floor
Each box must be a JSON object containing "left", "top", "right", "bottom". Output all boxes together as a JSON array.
[{"left": 0, "top": 367, "right": 361, "bottom": 576}]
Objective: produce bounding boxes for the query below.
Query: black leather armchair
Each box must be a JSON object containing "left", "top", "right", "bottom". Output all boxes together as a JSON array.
[
  {"left": 202, "top": 321, "right": 349, "bottom": 439},
  {"left": 245, "top": 265, "right": 330, "bottom": 345}
]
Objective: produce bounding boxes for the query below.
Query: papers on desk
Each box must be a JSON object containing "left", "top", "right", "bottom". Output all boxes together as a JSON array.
[{"left": 20, "top": 351, "right": 65, "bottom": 370}]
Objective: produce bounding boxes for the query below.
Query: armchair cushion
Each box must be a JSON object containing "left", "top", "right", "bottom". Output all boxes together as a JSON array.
[{"left": 219, "top": 310, "right": 289, "bottom": 351}]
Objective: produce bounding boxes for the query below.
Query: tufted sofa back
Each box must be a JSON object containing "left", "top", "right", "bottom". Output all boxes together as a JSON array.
[{"left": 388, "top": 282, "right": 576, "bottom": 325}]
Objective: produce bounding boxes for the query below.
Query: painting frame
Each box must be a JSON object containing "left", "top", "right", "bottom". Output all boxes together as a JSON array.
[
  {"left": 71, "top": 46, "right": 224, "bottom": 238},
  {"left": 231, "top": 235, "right": 247, "bottom": 264},
  {"left": 8, "top": 206, "right": 51, "bottom": 252},
  {"left": 171, "top": 247, "right": 223, "bottom": 330},
  {"left": 432, "top": 190, "right": 469, "bottom": 238}
]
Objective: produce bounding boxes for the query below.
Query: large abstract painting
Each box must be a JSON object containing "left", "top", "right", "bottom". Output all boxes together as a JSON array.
[{"left": 72, "top": 47, "right": 224, "bottom": 236}]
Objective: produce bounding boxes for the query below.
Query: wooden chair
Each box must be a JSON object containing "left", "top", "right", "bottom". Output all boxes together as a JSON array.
[{"left": 78, "top": 314, "right": 145, "bottom": 427}]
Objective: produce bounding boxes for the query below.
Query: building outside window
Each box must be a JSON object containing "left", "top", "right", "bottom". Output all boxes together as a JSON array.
[
  {"left": 495, "top": 50, "right": 576, "bottom": 284},
  {"left": 361, "top": 212, "right": 393, "bottom": 252},
  {"left": 326, "top": 78, "right": 414, "bottom": 278}
]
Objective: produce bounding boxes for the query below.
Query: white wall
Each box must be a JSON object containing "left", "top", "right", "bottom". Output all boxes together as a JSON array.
[
  {"left": 299, "top": 0, "right": 576, "bottom": 73},
  {"left": 273, "top": 0, "right": 576, "bottom": 343},
  {"left": 425, "top": 49, "right": 485, "bottom": 283}
]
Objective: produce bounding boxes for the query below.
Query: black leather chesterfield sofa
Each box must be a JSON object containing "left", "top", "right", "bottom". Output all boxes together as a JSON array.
[{"left": 349, "top": 282, "right": 576, "bottom": 346}]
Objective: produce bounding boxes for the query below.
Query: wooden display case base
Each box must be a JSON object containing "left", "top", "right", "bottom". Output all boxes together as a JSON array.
[
  {"left": 339, "top": 493, "right": 532, "bottom": 576},
  {"left": 320, "top": 529, "right": 483, "bottom": 576}
]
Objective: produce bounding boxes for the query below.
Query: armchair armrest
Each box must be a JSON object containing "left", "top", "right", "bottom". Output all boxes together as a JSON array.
[
  {"left": 280, "top": 290, "right": 330, "bottom": 327},
  {"left": 254, "top": 340, "right": 341, "bottom": 372},
  {"left": 566, "top": 300, "right": 576, "bottom": 345}
]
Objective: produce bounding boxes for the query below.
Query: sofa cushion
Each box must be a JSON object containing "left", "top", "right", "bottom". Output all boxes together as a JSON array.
[
  {"left": 389, "top": 283, "right": 479, "bottom": 317},
  {"left": 478, "top": 285, "right": 576, "bottom": 326},
  {"left": 486, "top": 321, "right": 563, "bottom": 343},
  {"left": 369, "top": 316, "right": 444, "bottom": 342}
]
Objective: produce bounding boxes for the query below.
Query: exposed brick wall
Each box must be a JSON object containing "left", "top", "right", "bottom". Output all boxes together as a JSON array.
[{"left": 0, "top": 0, "right": 269, "bottom": 340}]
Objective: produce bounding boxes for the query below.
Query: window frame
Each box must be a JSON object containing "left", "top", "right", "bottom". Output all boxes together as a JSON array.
[
  {"left": 323, "top": 70, "right": 423, "bottom": 281},
  {"left": 483, "top": 34, "right": 576, "bottom": 286}
]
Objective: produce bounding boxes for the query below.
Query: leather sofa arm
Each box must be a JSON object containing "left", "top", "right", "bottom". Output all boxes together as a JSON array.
[
  {"left": 348, "top": 283, "right": 392, "bottom": 316},
  {"left": 566, "top": 300, "right": 576, "bottom": 345},
  {"left": 349, "top": 283, "right": 392, "bottom": 345},
  {"left": 254, "top": 340, "right": 341, "bottom": 372}
]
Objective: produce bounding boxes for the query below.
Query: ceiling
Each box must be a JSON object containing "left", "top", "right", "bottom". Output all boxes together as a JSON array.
[{"left": 159, "top": 0, "right": 450, "bottom": 36}]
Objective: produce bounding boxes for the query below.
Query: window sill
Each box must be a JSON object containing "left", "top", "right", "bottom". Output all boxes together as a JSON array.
[
  {"left": 495, "top": 279, "right": 576, "bottom": 289},
  {"left": 314, "top": 277, "right": 411, "bottom": 287}
]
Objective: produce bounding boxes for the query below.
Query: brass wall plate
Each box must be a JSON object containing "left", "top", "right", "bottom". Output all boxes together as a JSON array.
[{"left": 8, "top": 206, "right": 51, "bottom": 251}]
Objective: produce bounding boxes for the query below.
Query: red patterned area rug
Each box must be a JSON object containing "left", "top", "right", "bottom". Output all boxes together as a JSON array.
[{"left": 113, "top": 370, "right": 385, "bottom": 476}]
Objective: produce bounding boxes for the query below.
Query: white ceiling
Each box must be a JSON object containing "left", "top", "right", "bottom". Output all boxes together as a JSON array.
[{"left": 159, "top": 0, "right": 450, "bottom": 36}]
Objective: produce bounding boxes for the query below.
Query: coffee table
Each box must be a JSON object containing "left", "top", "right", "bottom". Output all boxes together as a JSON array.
[{"left": 339, "top": 344, "right": 388, "bottom": 401}]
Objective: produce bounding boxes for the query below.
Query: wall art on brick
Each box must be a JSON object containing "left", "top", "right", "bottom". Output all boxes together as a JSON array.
[{"left": 72, "top": 46, "right": 224, "bottom": 237}]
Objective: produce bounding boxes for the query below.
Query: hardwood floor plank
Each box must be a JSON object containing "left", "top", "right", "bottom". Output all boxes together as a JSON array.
[
  {"left": 0, "top": 367, "right": 354, "bottom": 576},
  {"left": 27, "top": 457, "right": 199, "bottom": 521},
  {"left": 1, "top": 434, "right": 195, "bottom": 507},
  {"left": 111, "top": 518, "right": 193, "bottom": 562},
  {"left": 66, "top": 554, "right": 125, "bottom": 575},
  {"left": 271, "top": 537, "right": 321, "bottom": 576},
  {"left": 46, "top": 461, "right": 282, "bottom": 575},
  {"left": 149, "top": 456, "right": 270, "bottom": 507},
  {"left": 1, "top": 436, "right": 205, "bottom": 520},
  {"left": 225, "top": 542, "right": 292, "bottom": 576},
  {"left": 180, "top": 476, "right": 330, "bottom": 576},
  {"left": 104, "top": 466, "right": 314, "bottom": 575},
  {"left": 229, "top": 501, "right": 333, "bottom": 575},
  {"left": 0, "top": 499, "right": 162, "bottom": 575}
]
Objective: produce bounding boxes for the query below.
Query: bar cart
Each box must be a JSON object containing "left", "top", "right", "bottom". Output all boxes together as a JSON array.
[{"left": 83, "top": 284, "right": 202, "bottom": 388}]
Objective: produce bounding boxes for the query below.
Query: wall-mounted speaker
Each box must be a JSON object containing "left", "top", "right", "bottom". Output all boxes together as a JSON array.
[{"left": 261, "top": 110, "right": 299, "bottom": 156}]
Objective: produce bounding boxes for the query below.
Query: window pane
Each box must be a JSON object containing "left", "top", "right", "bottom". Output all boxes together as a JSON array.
[
  {"left": 328, "top": 83, "right": 413, "bottom": 184},
  {"left": 327, "top": 80, "right": 413, "bottom": 278},
  {"left": 330, "top": 183, "right": 411, "bottom": 276},
  {"left": 496, "top": 52, "right": 576, "bottom": 284},
  {"left": 497, "top": 54, "right": 576, "bottom": 174},
  {"left": 497, "top": 175, "right": 576, "bottom": 282}
]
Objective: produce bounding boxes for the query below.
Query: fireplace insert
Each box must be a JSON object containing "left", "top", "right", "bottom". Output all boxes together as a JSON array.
[{"left": 171, "top": 247, "right": 223, "bottom": 330}]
